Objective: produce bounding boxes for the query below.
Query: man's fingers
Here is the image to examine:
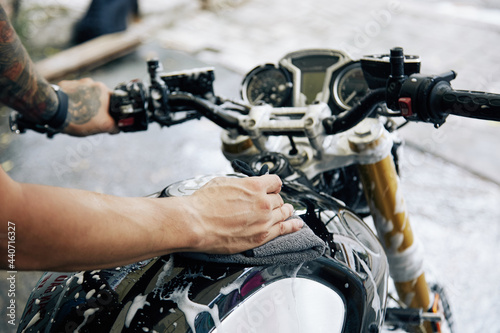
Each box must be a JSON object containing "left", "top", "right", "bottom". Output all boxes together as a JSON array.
[
  {"left": 270, "top": 203, "right": 294, "bottom": 225},
  {"left": 266, "top": 217, "right": 303, "bottom": 243},
  {"left": 267, "top": 193, "right": 285, "bottom": 210},
  {"left": 258, "top": 174, "right": 283, "bottom": 194},
  {"left": 279, "top": 218, "right": 304, "bottom": 235}
]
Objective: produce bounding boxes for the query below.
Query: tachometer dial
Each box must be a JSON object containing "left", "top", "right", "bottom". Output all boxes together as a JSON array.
[
  {"left": 332, "top": 63, "right": 369, "bottom": 110},
  {"left": 241, "top": 64, "right": 292, "bottom": 107}
]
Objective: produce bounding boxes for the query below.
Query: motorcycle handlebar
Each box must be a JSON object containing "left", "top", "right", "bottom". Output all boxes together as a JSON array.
[
  {"left": 9, "top": 50, "right": 500, "bottom": 138},
  {"left": 324, "top": 68, "right": 500, "bottom": 134}
]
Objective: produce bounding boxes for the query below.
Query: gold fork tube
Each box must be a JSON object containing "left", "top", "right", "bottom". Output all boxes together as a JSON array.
[
  {"left": 348, "top": 119, "right": 431, "bottom": 316},
  {"left": 356, "top": 155, "right": 430, "bottom": 309}
]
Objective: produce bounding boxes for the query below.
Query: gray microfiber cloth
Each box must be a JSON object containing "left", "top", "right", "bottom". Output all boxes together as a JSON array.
[{"left": 177, "top": 216, "right": 327, "bottom": 266}]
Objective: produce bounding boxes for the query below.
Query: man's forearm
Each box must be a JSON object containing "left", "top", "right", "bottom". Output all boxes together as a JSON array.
[
  {"left": 1, "top": 179, "right": 194, "bottom": 271},
  {"left": 1, "top": 164, "right": 301, "bottom": 272},
  {"left": 0, "top": 4, "right": 58, "bottom": 122}
]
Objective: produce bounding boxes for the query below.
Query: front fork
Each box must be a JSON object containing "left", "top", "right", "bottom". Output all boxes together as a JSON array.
[{"left": 348, "top": 119, "right": 441, "bottom": 332}]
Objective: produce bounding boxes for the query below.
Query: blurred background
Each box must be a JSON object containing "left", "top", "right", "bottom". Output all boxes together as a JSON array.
[{"left": 0, "top": 0, "right": 499, "bottom": 332}]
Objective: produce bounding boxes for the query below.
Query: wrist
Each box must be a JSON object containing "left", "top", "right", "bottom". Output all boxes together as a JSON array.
[
  {"left": 149, "top": 196, "right": 205, "bottom": 254},
  {"left": 44, "top": 84, "right": 69, "bottom": 130}
]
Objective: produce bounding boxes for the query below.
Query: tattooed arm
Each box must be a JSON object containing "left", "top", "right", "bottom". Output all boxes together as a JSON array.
[{"left": 0, "top": 5, "right": 117, "bottom": 136}]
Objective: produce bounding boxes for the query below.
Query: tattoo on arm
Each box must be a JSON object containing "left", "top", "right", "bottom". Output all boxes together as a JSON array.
[
  {"left": 66, "top": 86, "right": 100, "bottom": 125},
  {"left": 0, "top": 5, "right": 58, "bottom": 123}
]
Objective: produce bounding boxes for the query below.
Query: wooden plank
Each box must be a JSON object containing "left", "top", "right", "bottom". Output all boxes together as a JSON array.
[
  {"left": 35, "top": 25, "right": 146, "bottom": 82},
  {"left": 33, "top": 1, "right": 195, "bottom": 82}
]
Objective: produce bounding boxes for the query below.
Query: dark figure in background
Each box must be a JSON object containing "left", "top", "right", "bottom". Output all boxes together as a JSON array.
[{"left": 72, "top": 0, "right": 139, "bottom": 44}]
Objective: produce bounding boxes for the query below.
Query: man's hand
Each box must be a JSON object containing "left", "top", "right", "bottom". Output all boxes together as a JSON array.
[
  {"left": 59, "top": 78, "right": 119, "bottom": 136},
  {"left": 184, "top": 175, "right": 304, "bottom": 254}
]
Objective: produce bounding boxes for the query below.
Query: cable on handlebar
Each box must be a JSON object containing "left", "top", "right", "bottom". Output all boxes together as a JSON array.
[
  {"left": 168, "top": 92, "right": 246, "bottom": 134},
  {"left": 322, "top": 88, "right": 386, "bottom": 135}
]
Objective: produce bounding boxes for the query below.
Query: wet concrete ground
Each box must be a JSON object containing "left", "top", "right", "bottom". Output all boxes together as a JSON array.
[{"left": 1, "top": 0, "right": 500, "bottom": 332}]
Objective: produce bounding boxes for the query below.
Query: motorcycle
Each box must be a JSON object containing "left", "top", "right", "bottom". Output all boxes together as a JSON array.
[{"left": 10, "top": 47, "right": 500, "bottom": 332}]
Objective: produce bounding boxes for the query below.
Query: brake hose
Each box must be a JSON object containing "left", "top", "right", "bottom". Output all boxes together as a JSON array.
[
  {"left": 322, "top": 88, "right": 386, "bottom": 135},
  {"left": 168, "top": 92, "right": 246, "bottom": 133}
]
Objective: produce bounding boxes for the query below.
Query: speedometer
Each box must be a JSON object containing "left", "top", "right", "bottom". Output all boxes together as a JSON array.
[
  {"left": 332, "top": 63, "right": 369, "bottom": 110},
  {"left": 241, "top": 64, "right": 292, "bottom": 107}
]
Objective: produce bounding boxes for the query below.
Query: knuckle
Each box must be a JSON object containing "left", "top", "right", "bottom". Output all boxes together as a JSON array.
[
  {"left": 273, "top": 174, "right": 283, "bottom": 186},
  {"left": 94, "top": 81, "right": 108, "bottom": 91},
  {"left": 246, "top": 177, "right": 264, "bottom": 191},
  {"left": 77, "top": 78, "right": 93, "bottom": 85},
  {"left": 278, "top": 205, "right": 287, "bottom": 221},
  {"left": 279, "top": 221, "right": 287, "bottom": 235},
  {"left": 258, "top": 197, "right": 272, "bottom": 211},
  {"left": 253, "top": 231, "right": 270, "bottom": 245},
  {"left": 277, "top": 204, "right": 285, "bottom": 219}
]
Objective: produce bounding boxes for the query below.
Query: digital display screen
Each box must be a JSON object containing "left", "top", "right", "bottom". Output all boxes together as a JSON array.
[
  {"left": 291, "top": 54, "right": 340, "bottom": 104},
  {"left": 301, "top": 72, "right": 326, "bottom": 104}
]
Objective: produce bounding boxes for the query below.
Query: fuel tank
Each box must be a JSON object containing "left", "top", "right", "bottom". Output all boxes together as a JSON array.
[{"left": 18, "top": 175, "right": 388, "bottom": 333}]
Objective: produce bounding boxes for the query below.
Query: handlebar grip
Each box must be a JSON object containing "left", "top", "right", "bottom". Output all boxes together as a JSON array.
[
  {"left": 399, "top": 72, "right": 500, "bottom": 126},
  {"left": 431, "top": 83, "right": 500, "bottom": 122}
]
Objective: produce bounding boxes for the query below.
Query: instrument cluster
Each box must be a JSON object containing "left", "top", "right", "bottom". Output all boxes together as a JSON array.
[{"left": 241, "top": 49, "right": 370, "bottom": 115}]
